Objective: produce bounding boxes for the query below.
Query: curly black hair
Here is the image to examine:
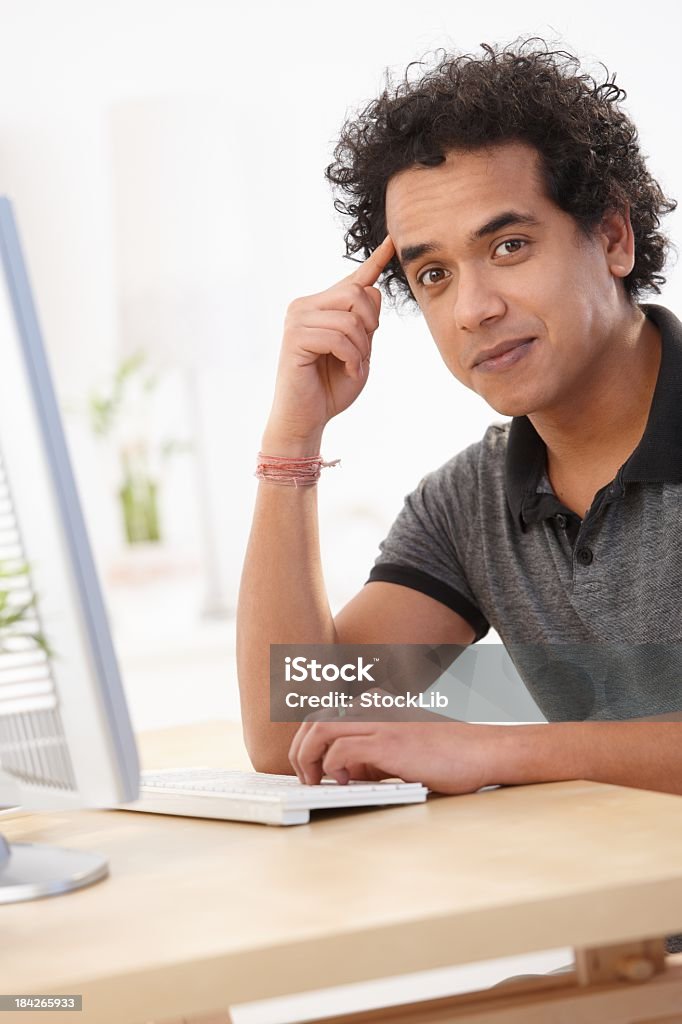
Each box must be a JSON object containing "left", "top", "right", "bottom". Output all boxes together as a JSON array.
[{"left": 325, "top": 37, "right": 677, "bottom": 307}]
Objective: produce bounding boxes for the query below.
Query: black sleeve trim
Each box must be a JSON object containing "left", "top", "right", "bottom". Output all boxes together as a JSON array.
[{"left": 366, "top": 563, "right": 490, "bottom": 642}]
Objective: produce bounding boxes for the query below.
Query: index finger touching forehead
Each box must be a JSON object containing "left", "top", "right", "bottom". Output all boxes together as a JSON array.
[{"left": 349, "top": 234, "right": 395, "bottom": 288}]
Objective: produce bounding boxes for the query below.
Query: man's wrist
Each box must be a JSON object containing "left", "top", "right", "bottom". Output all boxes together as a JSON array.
[
  {"left": 489, "top": 723, "right": 592, "bottom": 787},
  {"left": 260, "top": 427, "right": 325, "bottom": 458}
]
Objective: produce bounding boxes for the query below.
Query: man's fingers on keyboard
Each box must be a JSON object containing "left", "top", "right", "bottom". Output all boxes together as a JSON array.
[
  {"left": 293, "top": 721, "right": 375, "bottom": 785},
  {"left": 288, "top": 719, "right": 315, "bottom": 781},
  {"left": 322, "top": 737, "right": 377, "bottom": 785}
]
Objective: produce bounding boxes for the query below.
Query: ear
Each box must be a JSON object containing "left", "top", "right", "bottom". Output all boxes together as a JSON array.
[{"left": 599, "top": 205, "right": 635, "bottom": 280}]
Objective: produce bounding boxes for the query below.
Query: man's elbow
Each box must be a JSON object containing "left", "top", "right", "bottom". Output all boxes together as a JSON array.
[
  {"left": 243, "top": 728, "right": 296, "bottom": 776},
  {"left": 249, "top": 751, "right": 297, "bottom": 776}
]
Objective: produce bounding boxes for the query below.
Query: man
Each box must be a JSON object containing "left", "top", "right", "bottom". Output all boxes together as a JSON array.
[{"left": 237, "top": 40, "right": 681, "bottom": 800}]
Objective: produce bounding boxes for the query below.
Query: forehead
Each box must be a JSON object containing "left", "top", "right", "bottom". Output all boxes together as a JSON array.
[{"left": 385, "top": 142, "right": 550, "bottom": 245}]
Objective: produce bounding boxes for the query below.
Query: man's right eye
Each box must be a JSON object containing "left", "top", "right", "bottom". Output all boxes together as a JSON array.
[{"left": 416, "top": 267, "right": 449, "bottom": 288}]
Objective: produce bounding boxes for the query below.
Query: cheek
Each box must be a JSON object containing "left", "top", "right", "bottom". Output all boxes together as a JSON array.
[
  {"left": 423, "top": 302, "right": 452, "bottom": 343},
  {"left": 430, "top": 334, "right": 471, "bottom": 385},
  {"left": 421, "top": 304, "right": 475, "bottom": 383},
  {"left": 541, "top": 243, "right": 603, "bottom": 295},
  {"left": 423, "top": 310, "right": 448, "bottom": 358}
]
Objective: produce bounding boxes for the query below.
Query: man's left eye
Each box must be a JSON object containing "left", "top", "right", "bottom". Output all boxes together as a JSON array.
[{"left": 493, "top": 239, "right": 527, "bottom": 258}]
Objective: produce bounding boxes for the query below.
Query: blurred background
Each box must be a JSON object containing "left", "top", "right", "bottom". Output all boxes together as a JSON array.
[{"left": 1, "top": 0, "right": 680, "bottom": 733}]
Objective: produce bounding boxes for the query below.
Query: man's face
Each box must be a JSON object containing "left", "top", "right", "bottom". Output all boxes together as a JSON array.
[{"left": 385, "top": 141, "right": 629, "bottom": 418}]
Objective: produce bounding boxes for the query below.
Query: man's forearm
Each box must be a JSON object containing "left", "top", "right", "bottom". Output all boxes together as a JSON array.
[
  {"left": 236, "top": 435, "right": 337, "bottom": 771},
  {"left": 493, "top": 722, "right": 682, "bottom": 796},
  {"left": 238, "top": 237, "right": 392, "bottom": 773}
]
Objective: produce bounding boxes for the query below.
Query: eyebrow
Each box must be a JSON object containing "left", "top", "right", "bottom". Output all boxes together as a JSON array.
[{"left": 399, "top": 210, "right": 541, "bottom": 270}]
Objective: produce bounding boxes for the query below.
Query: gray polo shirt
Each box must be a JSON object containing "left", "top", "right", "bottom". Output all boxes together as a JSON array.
[{"left": 367, "top": 303, "right": 682, "bottom": 722}]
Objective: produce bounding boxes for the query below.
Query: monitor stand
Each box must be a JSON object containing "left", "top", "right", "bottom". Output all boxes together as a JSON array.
[{"left": 0, "top": 832, "right": 108, "bottom": 903}]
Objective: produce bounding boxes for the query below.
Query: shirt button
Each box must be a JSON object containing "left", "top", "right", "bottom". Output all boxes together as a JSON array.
[
  {"left": 555, "top": 514, "right": 567, "bottom": 528},
  {"left": 577, "top": 547, "right": 593, "bottom": 566}
]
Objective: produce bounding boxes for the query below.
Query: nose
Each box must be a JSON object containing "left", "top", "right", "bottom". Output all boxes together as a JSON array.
[{"left": 452, "top": 267, "right": 506, "bottom": 332}]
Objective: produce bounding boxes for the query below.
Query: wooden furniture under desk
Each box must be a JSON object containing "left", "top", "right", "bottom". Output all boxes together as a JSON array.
[{"left": 3, "top": 719, "right": 682, "bottom": 1024}]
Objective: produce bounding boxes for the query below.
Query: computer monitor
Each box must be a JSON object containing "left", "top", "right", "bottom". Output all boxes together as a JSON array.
[{"left": 0, "top": 196, "right": 139, "bottom": 903}]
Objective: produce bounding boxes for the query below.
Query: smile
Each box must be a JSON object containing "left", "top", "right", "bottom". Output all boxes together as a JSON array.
[{"left": 474, "top": 339, "right": 536, "bottom": 373}]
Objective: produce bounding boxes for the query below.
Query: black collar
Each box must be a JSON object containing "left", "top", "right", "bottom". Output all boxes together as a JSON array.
[{"left": 505, "top": 303, "right": 682, "bottom": 528}]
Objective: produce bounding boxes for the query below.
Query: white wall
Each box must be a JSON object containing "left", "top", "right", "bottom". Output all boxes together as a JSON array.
[{"left": 0, "top": 0, "right": 680, "bottom": 624}]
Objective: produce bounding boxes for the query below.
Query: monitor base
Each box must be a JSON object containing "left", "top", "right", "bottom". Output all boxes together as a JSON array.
[{"left": 0, "top": 835, "right": 108, "bottom": 903}]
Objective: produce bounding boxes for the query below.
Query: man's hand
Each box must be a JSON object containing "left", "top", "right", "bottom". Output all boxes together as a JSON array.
[
  {"left": 287, "top": 709, "right": 500, "bottom": 794},
  {"left": 288, "top": 713, "right": 682, "bottom": 800},
  {"left": 264, "top": 235, "right": 396, "bottom": 448}
]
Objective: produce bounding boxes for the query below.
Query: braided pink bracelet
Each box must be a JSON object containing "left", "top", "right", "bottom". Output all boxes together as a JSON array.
[{"left": 255, "top": 452, "right": 341, "bottom": 488}]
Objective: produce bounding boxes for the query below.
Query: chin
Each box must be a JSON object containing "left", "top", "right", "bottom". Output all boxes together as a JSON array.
[
  {"left": 481, "top": 393, "right": 536, "bottom": 418},
  {"left": 475, "top": 377, "right": 552, "bottom": 419}
]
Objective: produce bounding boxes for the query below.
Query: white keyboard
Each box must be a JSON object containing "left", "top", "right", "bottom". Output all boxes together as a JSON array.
[{"left": 119, "top": 767, "right": 429, "bottom": 825}]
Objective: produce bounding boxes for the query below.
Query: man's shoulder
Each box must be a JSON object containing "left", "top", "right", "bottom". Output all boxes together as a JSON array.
[
  {"left": 425, "top": 420, "right": 511, "bottom": 486},
  {"left": 474, "top": 419, "right": 512, "bottom": 459},
  {"left": 406, "top": 421, "right": 511, "bottom": 523}
]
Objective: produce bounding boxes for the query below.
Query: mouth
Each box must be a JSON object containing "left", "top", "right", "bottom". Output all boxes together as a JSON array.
[{"left": 473, "top": 338, "right": 536, "bottom": 372}]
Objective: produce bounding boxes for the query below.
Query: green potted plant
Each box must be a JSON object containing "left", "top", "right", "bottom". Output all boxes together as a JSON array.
[
  {"left": 88, "top": 352, "right": 183, "bottom": 546},
  {"left": 87, "top": 352, "right": 160, "bottom": 545},
  {"left": 0, "top": 559, "right": 50, "bottom": 656}
]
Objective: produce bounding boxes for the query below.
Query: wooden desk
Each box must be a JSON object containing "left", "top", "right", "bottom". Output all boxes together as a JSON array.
[{"left": 3, "top": 720, "right": 682, "bottom": 1024}]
